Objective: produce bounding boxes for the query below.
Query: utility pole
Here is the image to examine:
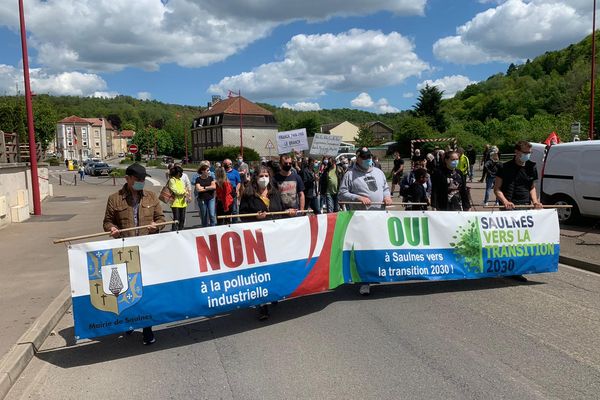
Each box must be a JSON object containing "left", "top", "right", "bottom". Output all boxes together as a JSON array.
[
  {"left": 239, "top": 90, "right": 243, "bottom": 158},
  {"left": 18, "top": 0, "right": 41, "bottom": 215},
  {"left": 590, "top": 0, "right": 597, "bottom": 140}
]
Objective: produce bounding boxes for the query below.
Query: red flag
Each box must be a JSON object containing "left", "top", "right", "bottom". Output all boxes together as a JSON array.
[
  {"left": 543, "top": 131, "right": 561, "bottom": 146},
  {"left": 73, "top": 124, "right": 78, "bottom": 145}
]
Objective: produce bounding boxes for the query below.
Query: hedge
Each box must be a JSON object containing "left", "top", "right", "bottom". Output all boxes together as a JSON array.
[{"left": 203, "top": 146, "right": 260, "bottom": 162}]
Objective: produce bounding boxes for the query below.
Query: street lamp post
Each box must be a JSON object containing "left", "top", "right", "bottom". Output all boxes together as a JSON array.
[{"left": 18, "top": 0, "right": 41, "bottom": 215}]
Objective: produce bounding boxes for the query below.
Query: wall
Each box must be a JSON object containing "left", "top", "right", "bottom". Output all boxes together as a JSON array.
[
  {"left": 0, "top": 164, "right": 51, "bottom": 229},
  {"left": 222, "top": 127, "right": 279, "bottom": 157}
]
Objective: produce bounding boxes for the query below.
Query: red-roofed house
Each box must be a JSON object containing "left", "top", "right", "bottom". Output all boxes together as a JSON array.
[
  {"left": 56, "top": 116, "right": 116, "bottom": 160},
  {"left": 191, "top": 96, "right": 278, "bottom": 159},
  {"left": 112, "top": 130, "right": 136, "bottom": 155}
]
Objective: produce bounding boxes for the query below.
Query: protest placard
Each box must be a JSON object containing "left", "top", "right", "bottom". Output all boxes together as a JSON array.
[
  {"left": 276, "top": 128, "right": 309, "bottom": 154},
  {"left": 309, "top": 133, "right": 342, "bottom": 156}
]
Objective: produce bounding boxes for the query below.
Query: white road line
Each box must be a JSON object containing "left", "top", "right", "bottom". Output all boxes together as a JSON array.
[{"left": 146, "top": 177, "right": 161, "bottom": 187}]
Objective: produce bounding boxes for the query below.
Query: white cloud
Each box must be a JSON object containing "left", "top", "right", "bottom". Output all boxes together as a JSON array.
[
  {"left": 0, "top": 0, "right": 425, "bottom": 72},
  {"left": 403, "top": 92, "right": 414, "bottom": 98},
  {"left": 92, "top": 91, "right": 119, "bottom": 98},
  {"left": 281, "top": 102, "right": 321, "bottom": 111},
  {"left": 0, "top": 64, "right": 110, "bottom": 96},
  {"left": 433, "top": 0, "right": 592, "bottom": 64},
  {"left": 137, "top": 91, "right": 152, "bottom": 101},
  {"left": 209, "top": 29, "right": 429, "bottom": 100},
  {"left": 350, "top": 92, "right": 399, "bottom": 113},
  {"left": 417, "top": 75, "right": 477, "bottom": 98}
]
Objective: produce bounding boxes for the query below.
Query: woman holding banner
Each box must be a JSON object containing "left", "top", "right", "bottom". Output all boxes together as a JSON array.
[{"left": 239, "top": 166, "right": 295, "bottom": 320}]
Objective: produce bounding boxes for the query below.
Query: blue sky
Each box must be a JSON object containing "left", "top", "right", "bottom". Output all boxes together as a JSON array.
[{"left": 0, "top": 0, "right": 594, "bottom": 112}]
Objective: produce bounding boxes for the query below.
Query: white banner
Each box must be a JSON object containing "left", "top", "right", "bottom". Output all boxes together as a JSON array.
[
  {"left": 309, "top": 133, "right": 343, "bottom": 156},
  {"left": 276, "top": 128, "right": 309, "bottom": 154}
]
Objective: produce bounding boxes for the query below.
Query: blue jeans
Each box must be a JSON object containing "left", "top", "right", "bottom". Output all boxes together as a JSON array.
[
  {"left": 325, "top": 193, "right": 339, "bottom": 213},
  {"left": 484, "top": 175, "right": 496, "bottom": 204},
  {"left": 198, "top": 197, "right": 216, "bottom": 227},
  {"left": 308, "top": 196, "right": 321, "bottom": 214}
]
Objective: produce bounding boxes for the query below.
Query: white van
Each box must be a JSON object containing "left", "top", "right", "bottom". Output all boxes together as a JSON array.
[{"left": 536, "top": 141, "right": 600, "bottom": 223}]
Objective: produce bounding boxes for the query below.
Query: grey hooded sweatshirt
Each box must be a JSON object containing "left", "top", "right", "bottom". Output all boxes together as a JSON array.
[{"left": 338, "top": 163, "right": 390, "bottom": 210}]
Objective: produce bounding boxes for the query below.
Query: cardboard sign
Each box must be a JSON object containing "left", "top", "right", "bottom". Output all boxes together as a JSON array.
[
  {"left": 276, "top": 128, "right": 309, "bottom": 154},
  {"left": 309, "top": 133, "right": 342, "bottom": 156}
]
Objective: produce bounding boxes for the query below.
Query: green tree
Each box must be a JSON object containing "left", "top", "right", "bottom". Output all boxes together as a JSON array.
[
  {"left": 354, "top": 124, "right": 376, "bottom": 147},
  {"left": 32, "top": 96, "right": 58, "bottom": 150},
  {"left": 414, "top": 84, "right": 447, "bottom": 132}
]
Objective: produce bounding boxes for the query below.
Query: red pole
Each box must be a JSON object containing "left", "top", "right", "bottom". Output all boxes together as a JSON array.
[
  {"left": 590, "top": 0, "right": 597, "bottom": 141},
  {"left": 18, "top": 0, "right": 41, "bottom": 215},
  {"left": 239, "top": 90, "right": 243, "bottom": 158}
]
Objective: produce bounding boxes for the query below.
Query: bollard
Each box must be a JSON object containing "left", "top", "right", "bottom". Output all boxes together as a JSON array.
[
  {"left": 74, "top": 174, "right": 77, "bottom": 186},
  {"left": 113, "top": 176, "right": 116, "bottom": 186},
  {"left": 59, "top": 174, "right": 62, "bottom": 186}
]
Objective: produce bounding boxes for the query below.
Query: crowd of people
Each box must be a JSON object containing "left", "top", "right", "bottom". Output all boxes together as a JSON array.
[{"left": 103, "top": 140, "right": 543, "bottom": 338}]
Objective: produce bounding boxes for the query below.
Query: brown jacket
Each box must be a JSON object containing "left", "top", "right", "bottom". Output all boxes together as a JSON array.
[{"left": 103, "top": 184, "right": 166, "bottom": 237}]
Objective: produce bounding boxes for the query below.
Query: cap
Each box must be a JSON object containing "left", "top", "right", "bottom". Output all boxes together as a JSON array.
[
  {"left": 356, "top": 147, "right": 372, "bottom": 159},
  {"left": 125, "top": 163, "right": 151, "bottom": 180}
]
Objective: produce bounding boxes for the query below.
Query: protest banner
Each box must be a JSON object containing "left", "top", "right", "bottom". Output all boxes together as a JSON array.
[
  {"left": 276, "top": 128, "right": 309, "bottom": 154},
  {"left": 309, "top": 133, "right": 342, "bottom": 156},
  {"left": 68, "top": 210, "right": 559, "bottom": 339}
]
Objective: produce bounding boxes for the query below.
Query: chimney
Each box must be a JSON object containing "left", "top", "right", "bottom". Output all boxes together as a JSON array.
[{"left": 212, "top": 95, "right": 222, "bottom": 105}]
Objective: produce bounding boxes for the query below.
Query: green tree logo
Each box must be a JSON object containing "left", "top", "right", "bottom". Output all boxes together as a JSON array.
[{"left": 449, "top": 218, "right": 483, "bottom": 273}]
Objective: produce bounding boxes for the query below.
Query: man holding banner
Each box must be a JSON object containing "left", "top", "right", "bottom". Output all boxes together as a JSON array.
[
  {"left": 103, "top": 163, "right": 165, "bottom": 345},
  {"left": 338, "top": 147, "right": 392, "bottom": 296}
]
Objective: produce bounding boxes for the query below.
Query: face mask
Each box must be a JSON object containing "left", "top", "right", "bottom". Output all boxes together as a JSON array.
[
  {"left": 449, "top": 160, "right": 459, "bottom": 169},
  {"left": 281, "top": 164, "right": 292, "bottom": 172},
  {"left": 237, "top": 159, "right": 243, "bottom": 164},
  {"left": 249, "top": 169, "right": 254, "bottom": 175},
  {"left": 323, "top": 159, "right": 329, "bottom": 165},
  {"left": 257, "top": 177, "right": 269, "bottom": 189},
  {"left": 361, "top": 158, "right": 373, "bottom": 169},
  {"left": 132, "top": 181, "right": 145, "bottom": 191},
  {"left": 342, "top": 163, "right": 349, "bottom": 168},
  {"left": 519, "top": 153, "right": 530, "bottom": 163}
]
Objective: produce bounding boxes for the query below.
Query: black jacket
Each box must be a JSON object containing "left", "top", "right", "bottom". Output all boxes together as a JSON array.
[
  {"left": 431, "top": 166, "right": 470, "bottom": 211},
  {"left": 239, "top": 190, "right": 286, "bottom": 222}
]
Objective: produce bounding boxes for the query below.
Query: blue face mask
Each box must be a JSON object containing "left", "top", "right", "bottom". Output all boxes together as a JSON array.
[
  {"left": 132, "top": 181, "right": 145, "bottom": 191},
  {"left": 519, "top": 153, "right": 531, "bottom": 163},
  {"left": 449, "top": 160, "right": 459, "bottom": 169},
  {"left": 361, "top": 158, "right": 373, "bottom": 169}
]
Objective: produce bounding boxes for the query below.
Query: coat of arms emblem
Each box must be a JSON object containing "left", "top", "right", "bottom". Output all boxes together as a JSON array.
[{"left": 87, "top": 246, "right": 143, "bottom": 314}]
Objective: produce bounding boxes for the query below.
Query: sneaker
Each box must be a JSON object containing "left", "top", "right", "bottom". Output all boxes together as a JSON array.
[
  {"left": 258, "top": 305, "right": 270, "bottom": 321},
  {"left": 142, "top": 327, "right": 156, "bottom": 345},
  {"left": 508, "top": 275, "right": 528, "bottom": 283},
  {"left": 359, "top": 284, "right": 371, "bottom": 296}
]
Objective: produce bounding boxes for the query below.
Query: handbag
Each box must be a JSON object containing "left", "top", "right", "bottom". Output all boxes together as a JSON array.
[{"left": 159, "top": 183, "right": 174, "bottom": 205}]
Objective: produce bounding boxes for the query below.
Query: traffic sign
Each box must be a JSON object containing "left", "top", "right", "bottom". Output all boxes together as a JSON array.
[
  {"left": 265, "top": 139, "right": 275, "bottom": 149},
  {"left": 128, "top": 144, "right": 138, "bottom": 154}
]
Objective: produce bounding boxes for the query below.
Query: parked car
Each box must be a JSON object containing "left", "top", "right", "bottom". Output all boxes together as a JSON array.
[
  {"left": 84, "top": 162, "right": 97, "bottom": 175},
  {"left": 533, "top": 140, "right": 600, "bottom": 223},
  {"left": 89, "top": 162, "right": 112, "bottom": 176},
  {"left": 117, "top": 152, "right": 125, "bottom": 157}
]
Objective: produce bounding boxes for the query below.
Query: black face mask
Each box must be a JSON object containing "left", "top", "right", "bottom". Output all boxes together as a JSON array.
[{"left": 281, "top": 164, "right": 292, "bottom": 172}]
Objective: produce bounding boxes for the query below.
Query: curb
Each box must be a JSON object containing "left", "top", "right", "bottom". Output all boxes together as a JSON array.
[
  {"left": 560, "top": 256, "right": 600, "bottom": 275},
  {"left": 0, "top": 286, "right": 71, "bottom": 400}
]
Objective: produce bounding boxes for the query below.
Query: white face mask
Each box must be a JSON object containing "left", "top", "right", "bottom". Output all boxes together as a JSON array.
[{"left": 257, "top": 177, "right": 269, "bottom": 189}]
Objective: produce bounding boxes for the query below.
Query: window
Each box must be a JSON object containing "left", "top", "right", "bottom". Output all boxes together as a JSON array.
[
  {"left": 82, "top": 141, "right": 88, "bottom": 147},
  {"left": 94, "top": 130, "right": 100, "bottom": 138},
  {"left": 95, "top": 141, "right": 100, "bottom": 147}
]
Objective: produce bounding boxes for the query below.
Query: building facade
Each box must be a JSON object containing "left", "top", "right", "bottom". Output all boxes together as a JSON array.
[
  {"left": 112, "top": 130, "right": 135, "bottom": 155},
  {"left": 56, "top": 116, "right": 115, "bottom": 160},
  {"left": 191, "top": 96, "right": 278, "bottom": 160}
]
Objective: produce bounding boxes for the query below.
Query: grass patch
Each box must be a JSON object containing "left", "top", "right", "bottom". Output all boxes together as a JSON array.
[{"left": 110, "top": 168, "right": 126, "bottom": 177}]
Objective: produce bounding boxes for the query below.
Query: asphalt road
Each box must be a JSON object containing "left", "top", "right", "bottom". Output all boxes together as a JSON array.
[{"left": 6, "top": 265, "right": 600, "bottom": 400}]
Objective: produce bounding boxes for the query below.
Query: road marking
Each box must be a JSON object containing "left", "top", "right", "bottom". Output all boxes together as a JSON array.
[{"left": 146, "top": 177, "right": 161, "bottom": 187}]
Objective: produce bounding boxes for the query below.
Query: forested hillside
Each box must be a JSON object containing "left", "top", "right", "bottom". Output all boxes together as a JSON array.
[{"left": 0, "top": 32, "right": 598, "bottom": 157}]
